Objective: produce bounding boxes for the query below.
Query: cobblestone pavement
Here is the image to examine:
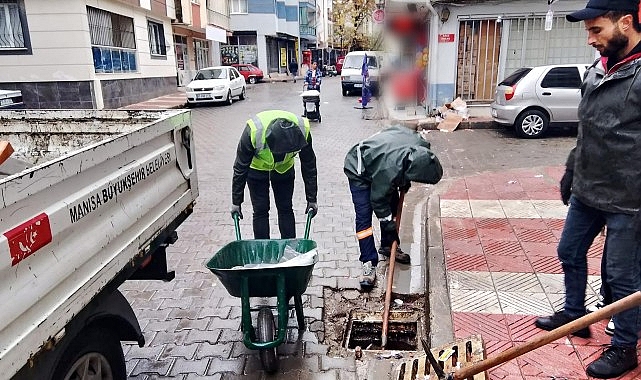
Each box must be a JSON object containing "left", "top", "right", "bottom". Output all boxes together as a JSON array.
[{"left": 119, "top": 77, "right": 580, "bottom": 379}]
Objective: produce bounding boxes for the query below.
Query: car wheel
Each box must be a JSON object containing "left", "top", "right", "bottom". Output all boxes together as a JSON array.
[
  {"left": 342, "top": 88, "right": 348, "bottom": 96},
  {"left": 249, "top": 77, "right": 257, "bottom": 84},
  {"left": 226, "top": 90, "right": 233, "bottom": 106},
  {"left": 52, "top": 326, "right": 126, "bottom": 380},
  {"left": 514, "top": 109, "right": 549, "bottom": 138},
  {"left": 239, "top": 86, "right": 246, "bottom": 100}
]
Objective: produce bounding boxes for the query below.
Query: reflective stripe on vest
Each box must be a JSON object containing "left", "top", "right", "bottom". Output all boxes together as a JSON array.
[{"left": 249, "top": 115, "right": 310, "bottom": 173}]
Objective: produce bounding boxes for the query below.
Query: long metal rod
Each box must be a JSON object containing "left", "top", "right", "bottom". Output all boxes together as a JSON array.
[{"left": 381, "top": 191, "right": 406, "bottom": 349}]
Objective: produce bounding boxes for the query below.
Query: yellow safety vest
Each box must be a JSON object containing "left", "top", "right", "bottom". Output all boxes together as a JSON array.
[{"left": 248, "top": 111, "right": 311, "bottom": 173}]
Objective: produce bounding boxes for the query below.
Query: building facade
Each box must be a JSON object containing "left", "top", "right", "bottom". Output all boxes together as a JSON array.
[
  {"left": 0, "top": 0, "right": 179, "bottom": 109},
  {"left": 425, "top": 0, "right": 595, "bottom": 108},
  {"left": 173, "top": 0, "right": 231, "bottom": 86},
  {"left": 227, "top": 0, "right": 300, "bottom": 74}
]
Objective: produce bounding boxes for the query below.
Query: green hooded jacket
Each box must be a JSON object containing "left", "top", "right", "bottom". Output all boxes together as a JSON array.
[{"left": 344, "top": 125, "right": 443, "bottom": 218}]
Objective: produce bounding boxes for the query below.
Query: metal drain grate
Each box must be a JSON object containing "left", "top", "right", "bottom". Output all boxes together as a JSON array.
[
  {"left": 345, "top": 310, "right": 420, "bottom": 351},
  {"left": 394, "top": 335, "right": 486, "bottom": 380}
]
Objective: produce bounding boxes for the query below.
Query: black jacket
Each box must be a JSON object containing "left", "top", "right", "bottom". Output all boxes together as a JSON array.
[
  {"left": 344, "top": 126, "right": 443, "bottom": 218},
  {"left": 567, "top": 51, "right": 641, "bottom": 214}
]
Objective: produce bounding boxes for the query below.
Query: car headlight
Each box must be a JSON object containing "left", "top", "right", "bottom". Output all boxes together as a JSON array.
[{"left": 213, "top": 85, "right": 225, "bottom": 91}]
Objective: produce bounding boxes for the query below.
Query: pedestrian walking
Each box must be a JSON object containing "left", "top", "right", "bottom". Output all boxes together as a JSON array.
[
  {"left": 343, "top": 126, "right": 443, "bottom": 290},
  {"left": 534, "top": 1, "right": 641, "bottom": 378},
  {"left": 231, "top": 110, "right": 318, "bottom": 239},
  {"left": 304, "top": 62, "right": 322, "bottom": 91},
  {"left": 289, "top": 58, "right": 299, "bottom": 83}
]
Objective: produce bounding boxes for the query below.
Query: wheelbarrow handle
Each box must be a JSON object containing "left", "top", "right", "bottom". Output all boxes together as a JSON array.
[{"left": 232, "top": 210, "right": 314, "bottom": 241}]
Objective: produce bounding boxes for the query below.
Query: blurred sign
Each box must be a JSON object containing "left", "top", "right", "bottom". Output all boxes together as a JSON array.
[
  {"left": 438, "top": 34, "right": 455, "bottom": 43},
  {"left": 373, "top": 9, "right": 385, "bottom": 24},
  {"left": 280, "top": 48, "right": 287, "bottom": 67}
]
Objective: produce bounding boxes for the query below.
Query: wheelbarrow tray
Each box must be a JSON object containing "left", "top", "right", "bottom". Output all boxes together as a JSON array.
[{"left": 205, "top": 238, "right": 317, "bottom": 298}]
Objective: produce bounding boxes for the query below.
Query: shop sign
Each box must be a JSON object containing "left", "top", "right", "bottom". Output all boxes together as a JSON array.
[
  {"left": 280, "top": 48, "right": 287, "bottom": 67},
  {"left": 438, "top": 34, "right": 455, "bottom": 43}
]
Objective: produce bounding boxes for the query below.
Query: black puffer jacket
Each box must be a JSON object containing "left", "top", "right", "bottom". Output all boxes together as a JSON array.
[
  {"left": 567, "top": 53, "right": 641, "bottom": 214},
  {"left": 344, "top": 125, "right": 443, "bottom": 218}
]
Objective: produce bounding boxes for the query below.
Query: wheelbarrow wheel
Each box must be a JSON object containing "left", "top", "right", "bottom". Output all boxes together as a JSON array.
[{"left": 257, "top": 307, "right": 279, "bottom": 373}]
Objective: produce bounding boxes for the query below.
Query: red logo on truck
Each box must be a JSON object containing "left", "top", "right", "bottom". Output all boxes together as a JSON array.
[{"left": 4, "top": 213, "right": 52, "bottom": 266}]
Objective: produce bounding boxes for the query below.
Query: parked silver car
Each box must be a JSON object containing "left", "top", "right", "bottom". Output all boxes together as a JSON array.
[{"left": 491, "top": 64, "right": 590, "bottom": 138}]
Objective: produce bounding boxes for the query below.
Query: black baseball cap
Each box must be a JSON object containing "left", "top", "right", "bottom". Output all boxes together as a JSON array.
[{"left": 566, "top": 0, "right": 640, "bottom": 22}]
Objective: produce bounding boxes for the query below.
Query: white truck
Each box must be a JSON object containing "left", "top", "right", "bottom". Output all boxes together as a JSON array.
[{"left": 0, "top": 110, "right": 198, "bottom": 379}]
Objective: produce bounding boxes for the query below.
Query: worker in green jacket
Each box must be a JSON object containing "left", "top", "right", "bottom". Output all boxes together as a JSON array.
[
  {"left": 344, "top": 126, "right": 443, "bottom": 289},
  {"left": 231, "top": 110, "right": 318, "bottom": 239}
]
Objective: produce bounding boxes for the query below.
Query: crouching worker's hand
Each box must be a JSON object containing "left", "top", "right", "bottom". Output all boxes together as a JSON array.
[
  {"left": 231, "top": 204, "right": 243, "bottom": 220},
  {"left": 306, "top": 202, "right": 318, "bottom": 217}
]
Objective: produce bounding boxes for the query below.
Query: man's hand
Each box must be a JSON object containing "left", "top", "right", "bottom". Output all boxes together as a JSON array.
[
  {"left": 560, "top": 170, "right": 573, "bottom": 206},
  {"left": 306, "top": 202, "right": 318, "bottom": 217},
  {"left": 231, "top": 204, "right": 243, "bottom": 220}
]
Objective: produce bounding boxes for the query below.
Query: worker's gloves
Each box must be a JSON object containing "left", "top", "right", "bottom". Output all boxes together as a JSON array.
[
  {"left": 231, "top": 204, "right": 243, "bottom": 220},
  {"left": 306, "top": 202, "right": 318, "bottom": 217},
  {"left": 560, "top": 169, "right": 573, "bottom": 206}
]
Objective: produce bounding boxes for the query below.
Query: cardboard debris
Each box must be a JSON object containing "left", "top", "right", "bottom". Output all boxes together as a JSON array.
[{"left": 438, "top": 112, "right": 464, "bottom": 132}]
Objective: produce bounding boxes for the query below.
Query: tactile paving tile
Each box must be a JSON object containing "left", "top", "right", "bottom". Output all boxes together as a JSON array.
[
  {"left": 516, "top": 343, "right": 585, "bottom": 378},
  {"left": 448, "top": 271, "right": 495, "bottom": 291},
  {"left": 444, "top": 239, "right": 484, "bottom": 256},
  {"left": 440, "top": 199, "right": 473, "bottom": 218},
  {"left": 491, "top": 272, "right": 543, "bottom": 293},
  {"left": 469, "top": 200, "right": 505, "bottom": 219},
  {"left": 445, "top": 254, "right": 489, "bottom": 272},
  {"left": 497, "top": 292, "right": 554, "bottom": 315},
  {"left": 482, "top": 240, "right": 524, "bottom": 256},
  {"left": 452, "top": 311, "right": 510, "bottom": 340},
  {"left": 476, "top": 218, "right": 511, "bottom": 230},
  {"left": 504, "top": 315, "right": 559, "bottom": 343},
  {"left": 535, "top": 273, "right": 566, "bottom": 294},
  {"left": 545, "top": 218, "right": 566, "bottom": 230},
  {"left": 486, "top": 255, "right": 533, "bottom": 273},
  {"left": 529, "top": 256, "right": 563, "bottom": 274},
  {"left": 500, "top": 200, "right": 539, "bottom": 218},
  {"left": 450, "top": 289, "right": 502, "bottom": 314},
  {"left": 443, "top": 228, "right": 479, "bottom": 241},
  {"left": 586, "top": 235, "right": 606, "bottom": 258},
  {"left": 513, "top": 229, "right": 557, "bottom": 243},
  {"left": 531, "top": 200, "right": 568, "bottom": 219}
]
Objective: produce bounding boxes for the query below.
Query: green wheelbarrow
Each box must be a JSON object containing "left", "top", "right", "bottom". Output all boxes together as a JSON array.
[{"left": 205, "top": 213, "right": 317, "bottom": 373}]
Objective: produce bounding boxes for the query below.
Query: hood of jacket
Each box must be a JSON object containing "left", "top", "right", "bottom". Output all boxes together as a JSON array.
[{"left": 265, "top": 118, "right": 308, "bottom": 154}]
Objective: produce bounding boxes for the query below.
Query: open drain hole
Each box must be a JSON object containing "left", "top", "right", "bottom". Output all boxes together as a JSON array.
[{"left": 345, "top": 320, "right": 418, "bottom": 351}]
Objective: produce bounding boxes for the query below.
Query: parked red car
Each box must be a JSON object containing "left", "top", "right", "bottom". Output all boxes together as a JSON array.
[
  {"left": 231, "top": 64, "right": 264, "bottom": 84},
  {"left": 336, "top": 56, "right": 345, "bottom": 74}
]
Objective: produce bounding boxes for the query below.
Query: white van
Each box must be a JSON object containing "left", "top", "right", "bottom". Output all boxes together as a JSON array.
[{"left": 340, "top": 50, "right": 384, "bottom": 96}]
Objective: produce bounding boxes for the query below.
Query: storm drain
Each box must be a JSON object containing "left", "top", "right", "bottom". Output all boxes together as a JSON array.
[
  {"left": 345, "top": 310, "right": 420, "bottom": 351},
  {"left": 394, "top": 335, "right": 487, "bottom": 380}
]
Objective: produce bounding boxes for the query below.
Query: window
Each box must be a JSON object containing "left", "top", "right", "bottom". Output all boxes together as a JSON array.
[
  {"left": 0, "top": 0, "right": 30, "bottom": 53},
  {"left": 194, "top": 39, "right": 210, "bottom": 69},
  {"left": 87, "top": 6, "right": 136, "bottom": 73},
  {"left": 499, "top": 68, "right": 532, "bottom": 86},
  {"left": 194, "top": 68, "right": 226, "bottom": 80},
  {"left": 230, "top": 0, "right": 248, "bottom": 14},
  {"left": 541, "top": 67, "right": 582, "bottom": 88},
  {"left": 148, "top": 20, "right": 166, "bottom": 56}
]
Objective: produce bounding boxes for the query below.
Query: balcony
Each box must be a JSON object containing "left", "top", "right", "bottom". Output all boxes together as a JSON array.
[
  {"left": 208, "top": 8, "right": 230, "bottom": 29},
  {"left": 300, "top": 25, "right": 316, "bottom": 38}
]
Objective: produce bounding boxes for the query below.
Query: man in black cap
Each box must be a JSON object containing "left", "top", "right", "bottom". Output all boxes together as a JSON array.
[
  {"left": 534, "top": 0, "right": 641, "bottom": 378},
  {"left": 231, "top": 110, "right": 317, "bottom": 239}
]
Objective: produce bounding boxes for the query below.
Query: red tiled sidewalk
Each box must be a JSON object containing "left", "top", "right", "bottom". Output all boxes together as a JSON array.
[{"left": 439, "top": 166, "right": 641, "bottom": 380}]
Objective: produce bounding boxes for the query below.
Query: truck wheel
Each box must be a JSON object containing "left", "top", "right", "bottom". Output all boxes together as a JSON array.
[
  {"left": 342, "top": 88, "right": 348, "bottom": 96},
  {"left": 53, "top": 326, "right": 126, "bottom": 380},
  {"left": 257, "top": 307, "right": 278, "bottom": 374}
]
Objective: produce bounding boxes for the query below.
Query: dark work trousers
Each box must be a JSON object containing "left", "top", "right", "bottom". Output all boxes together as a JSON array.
[
  {"left": 349, "top": 180, "right": 400, "bottom": 266},
  {"left": 247, "top": 167, "right": 296, "bottom": 239}
]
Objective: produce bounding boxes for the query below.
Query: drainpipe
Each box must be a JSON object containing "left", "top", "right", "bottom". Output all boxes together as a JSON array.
[{"left": 425, "top": 0, "right": 438, "bottom": 111}]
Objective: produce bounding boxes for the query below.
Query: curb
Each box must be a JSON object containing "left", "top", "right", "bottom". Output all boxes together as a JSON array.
[{"left": 425, "top": 179, "right": 455, "bottom": 348}]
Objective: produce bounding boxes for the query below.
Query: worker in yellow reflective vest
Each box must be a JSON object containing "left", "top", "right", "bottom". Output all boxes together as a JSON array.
[{"left": 231, "top": 110, "right": 318, "bottom": 238}]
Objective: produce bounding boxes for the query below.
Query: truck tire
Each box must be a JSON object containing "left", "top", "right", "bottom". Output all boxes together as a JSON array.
[{"left": 53, "top": 326, "right": 126, "bottom": 380}]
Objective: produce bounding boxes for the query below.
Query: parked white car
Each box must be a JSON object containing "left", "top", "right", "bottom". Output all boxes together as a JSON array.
[{"left": 186, "top": 66, "right": 246, "bottom": 106}]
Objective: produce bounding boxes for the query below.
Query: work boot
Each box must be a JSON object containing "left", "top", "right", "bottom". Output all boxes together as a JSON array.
[
  {"left": 378, "top": 246, "right": 411, "bottom": 264},
  {"left": 604, "top": 318, "right": 615, "bottom": 336},
  {"left": 534, "top": 311, "right": 591, "bottom": 338},
  {"left": 359, "top": 261, "right": 376, "bottom": 290},
  {"left": 586, "top": 346, "right": 637, "bottom": 378}
]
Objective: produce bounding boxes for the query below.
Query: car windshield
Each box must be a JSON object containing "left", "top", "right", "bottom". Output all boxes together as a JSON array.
[
  {"left": 194, "top": 68, "right": 227, "bottom": 80},
  {"left": 343, "top": 55, "right": 377, "bottom": 69},
  {"left": 499, "top": 68, "right": 531, "bottom": 86}
]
